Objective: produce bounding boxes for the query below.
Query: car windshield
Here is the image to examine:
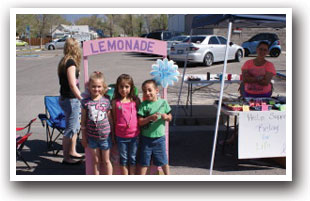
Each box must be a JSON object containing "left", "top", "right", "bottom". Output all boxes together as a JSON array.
[
  {"left": 163, "top": 32, "right": 172, "bottom": 40},
  {"left": 183, "top": 36, "right": 206, "bottom": 43},
  {"left": 147, "top": 32, "right": 162, "bottom": 40},
  {"left": 167, "top": 36, "right": 188, "bottom": 41},
  {"left": 268, "top": 34, "right": 279, "bottom": 40}
]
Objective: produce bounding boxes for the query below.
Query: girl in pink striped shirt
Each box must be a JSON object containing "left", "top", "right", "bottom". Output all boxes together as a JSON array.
[
  {"left": 81, "top": 71, "right": 113, "bottom": 175},
  {"left": 112, "top": 74, "right": 141, "bottom": 175}
]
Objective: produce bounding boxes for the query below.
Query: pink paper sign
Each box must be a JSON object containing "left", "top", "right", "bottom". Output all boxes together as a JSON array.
[{"left": 83, "top": 37, "right": 167, "bottom": 57}]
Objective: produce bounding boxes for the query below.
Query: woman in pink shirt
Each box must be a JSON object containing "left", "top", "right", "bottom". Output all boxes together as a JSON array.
[
  {"left": 241, "top": 41, "right": 276, "bottom": 97},
  {"left": 111, "top": 74, "right": 141, "bottom": 175},
  {"left": 223, "top": 42, "right": 277, "bottom": 146}
]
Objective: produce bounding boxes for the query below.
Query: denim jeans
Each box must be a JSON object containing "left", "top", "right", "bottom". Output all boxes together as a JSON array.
[
  {"left": 88, "top": 136, "right": 112, "bottom": 150},
  {"left": 59, "top": 97, "right": 81, "bottom": 138},
  {"left": 138, "top": 135, "right": 168, "bottom": 167},
  {"left": 116, "top": 136, "right": 138, "bottom": 166}
]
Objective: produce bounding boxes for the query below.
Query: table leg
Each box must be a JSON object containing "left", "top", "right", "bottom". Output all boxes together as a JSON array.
[
  {"left": 190, "top": 83, "right": 193, "bottom": 116},
  {"left": 222, "top": 115, "right": 230, "bottom": 154},
  {"left": 186, "top": 83, "right": 190, "bottom": 108},
  {"left": 234, "top": 115, "right": 238, "bottom": 141}
]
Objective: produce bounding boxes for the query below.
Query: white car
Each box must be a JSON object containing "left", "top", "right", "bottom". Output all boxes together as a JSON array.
[
  {"left": 45, "top": 37, "right": 67, "bottom": 50},
  {"left": 166, "top": 35, "right": 190, "bottom": 56},
  {"left": 169, "top": 35, "right": 244, "bottom": 67},
  {"left": 45, "top": 37, "right": 83, "bottom": 50}
]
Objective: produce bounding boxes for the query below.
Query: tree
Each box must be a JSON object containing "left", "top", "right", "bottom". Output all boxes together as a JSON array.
[
  {"left": 36, "top": 14, "right": 69, "bottom": 48},
  {"left": 102, "top": 14, "right": 122, "bottom": 37},
  {"left": 75, "top": 14, "right": 103, "bottom": 29},
  {"left": 143, "top": 14, "right": 155, "bottom": 33},
  {"left": 16, "top": 14, "right": 69, "bottom": 47},
  {"left": 132, "top": 15, "right": 144, "bottom": 36},
  {"left": 150, "top": 14, "right": 168, "bottom": 31},
  {"left": 118, "top": 14, "right": 134, "bottom": 36},
  {"left": 16, "top": 14, "right": 37, "bottom": 38}
]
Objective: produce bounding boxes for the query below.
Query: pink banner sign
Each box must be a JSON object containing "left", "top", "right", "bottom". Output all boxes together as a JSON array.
[{"left": 83, "top": 37, "right": 167, "bottom": 57}]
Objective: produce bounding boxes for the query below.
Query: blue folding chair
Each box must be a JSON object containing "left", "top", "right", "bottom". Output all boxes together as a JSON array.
[{"left": 38, "top": 96, "right": 66, "bottom": 155}]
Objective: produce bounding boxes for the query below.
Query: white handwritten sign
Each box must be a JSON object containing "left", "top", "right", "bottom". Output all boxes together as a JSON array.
[{"left": 238, "top": 111, "right": 286, "bottom": 159}]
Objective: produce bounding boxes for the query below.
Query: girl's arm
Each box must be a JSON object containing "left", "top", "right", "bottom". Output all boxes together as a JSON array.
[
  {"left": 111, "top": 100, "right": 117, "bottom": 127},
  {"left": 80, "top": 108, "right": 88, "bottom": 148},
  {"left": 110, "top": 100, "right": 117, "bottom": 143},
  {"left": 67, "top": 66, "right": 83, "bottom": 100},
  {"left": 107, "top": 110, "right": 115, "bottom": 143}
]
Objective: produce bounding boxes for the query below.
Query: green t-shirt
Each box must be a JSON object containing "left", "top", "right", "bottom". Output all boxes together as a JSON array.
[{"left": 138, "top": 98, "right": 171, "bottom": 138}]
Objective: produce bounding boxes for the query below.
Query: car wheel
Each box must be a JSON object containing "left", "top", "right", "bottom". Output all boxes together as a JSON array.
[
  {"left": 235, "top": 49, "right": 243, "bottom": 62},
  {"left": 244, "top": 49, "right": 250, "bottom": 57},
  {"left": 270, "top": 48, "right": 281, "bottom": 57},
  {"left": 203, "top": 53, "right": 213, "bottom": 67},
  {"left": 48, "top": 45, "right": 55, "bottom": 50}
]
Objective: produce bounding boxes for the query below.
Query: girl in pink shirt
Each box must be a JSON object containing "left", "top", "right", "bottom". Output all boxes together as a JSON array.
[
  {"left": 241, "top": 41, "right": 276, "bottom": 97},
  {"left": 111, "top": 74, "right": 141, "bottom": 175}
]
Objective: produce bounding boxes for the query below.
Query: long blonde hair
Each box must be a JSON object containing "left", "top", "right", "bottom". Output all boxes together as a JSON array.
[{"left": 57, "top": 37, "right": 81, "bottom": 76}]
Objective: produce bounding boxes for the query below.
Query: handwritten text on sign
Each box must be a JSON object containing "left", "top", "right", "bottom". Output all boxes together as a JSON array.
[
  {"left": 83, "top": 37, "right": 167, "bottom": 57},
  {"left": 238, "top": 111, "right": 286, "bottom": 159}
]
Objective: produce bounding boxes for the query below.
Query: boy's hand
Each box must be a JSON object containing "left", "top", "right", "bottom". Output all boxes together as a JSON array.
[
  {"left": 161, "top": 113, "right": 168, "bottom": 121},
  {"left": 149, "top": 114, "right": 159, "bottom": 122},
  {"left": 161, "top": 113, "right": 172, "bottom": 121}
]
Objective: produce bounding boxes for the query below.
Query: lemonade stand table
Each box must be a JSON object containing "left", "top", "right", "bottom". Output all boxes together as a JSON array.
[{"left": 184, "top": 78, "right": 241, "bottom": 116}]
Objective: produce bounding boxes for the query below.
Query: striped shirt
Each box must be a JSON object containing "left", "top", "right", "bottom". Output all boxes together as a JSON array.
[{"left": 81, "top": 96, "right": 111, "bottom": 139}]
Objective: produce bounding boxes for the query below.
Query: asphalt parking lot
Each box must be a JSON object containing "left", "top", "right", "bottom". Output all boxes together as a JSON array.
[{"left": 15, "top": 48, "right": 286, "bottom": 176}]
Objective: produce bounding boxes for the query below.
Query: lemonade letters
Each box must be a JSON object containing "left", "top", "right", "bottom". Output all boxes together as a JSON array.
[{"left": 90, "top": 38, "right": 155, "bottom": 54}]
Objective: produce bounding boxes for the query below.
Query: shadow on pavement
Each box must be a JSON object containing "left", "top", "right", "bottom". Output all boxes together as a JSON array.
[
  {"left": 16, "top": 128, "right": 284, "bottom": 175},
  {"left": 16, "top": 139, "right": 85, "bottom": 175},
  {"left": 169, "top": 129, "right": 284, "bottom": 173}
]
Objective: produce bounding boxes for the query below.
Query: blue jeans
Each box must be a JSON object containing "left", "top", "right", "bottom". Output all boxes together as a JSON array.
[
  {"left": 59, "top": 97, "right": 81, "bottom": 138},
  {"left": 138, "top": 135, "right": 168, "bottom": 167},
  {"left": 88, "top": 136, "right": 112, "bottom": 150},
  {"left": 116, "top": 136, "right": 138, "bottom": 166}
]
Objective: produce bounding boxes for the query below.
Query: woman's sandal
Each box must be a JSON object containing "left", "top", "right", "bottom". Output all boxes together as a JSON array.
[
  {"left": 70, "top": 155, "right": 85, "bottom": 159},
  {"left": 62, "top": 160, "right": 82, "bottom": 165}
]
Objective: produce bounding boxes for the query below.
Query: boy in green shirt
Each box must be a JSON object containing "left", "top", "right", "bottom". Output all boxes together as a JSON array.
[{"left": 137, "top": 79, "right": 172, "bottom": 175}]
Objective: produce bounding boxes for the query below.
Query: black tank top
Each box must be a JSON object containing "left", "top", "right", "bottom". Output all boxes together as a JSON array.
[{"left": 59, "top": 59, "right": 79, "bottom": 98}]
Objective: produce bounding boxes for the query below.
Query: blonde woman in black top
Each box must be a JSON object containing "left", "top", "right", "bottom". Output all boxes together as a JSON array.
[{"left": 58, "top": 38, "right": 84, "bottom": 164}]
